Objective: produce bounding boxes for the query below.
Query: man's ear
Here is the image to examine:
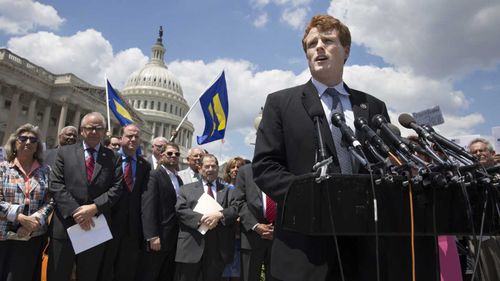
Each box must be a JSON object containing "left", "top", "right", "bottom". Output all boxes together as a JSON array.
[{"left": 344, "top": 46, "right": 350, "bottom": 64}]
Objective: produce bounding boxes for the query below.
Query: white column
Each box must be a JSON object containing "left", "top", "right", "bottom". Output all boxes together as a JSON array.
[
  {"left": 41, "top": 104, "right": 52, "bottom": 141},
  {"left": 73, "top": 107, "right": 81, "bottom": 127},
  {"left": 27, "top": 97, "right": 37, "bottom": 124},
  {"left": 160, "top": 122, "right": 165, "bottom": 138},
  {"left": 57, "top": 101, "right": 68, "bottom": 135},
  {"left": 3, "top": 89, "right": 21, "bottom": 144},
  {"left": 151, "top": 121, "right": 156, "bottom": 137}
]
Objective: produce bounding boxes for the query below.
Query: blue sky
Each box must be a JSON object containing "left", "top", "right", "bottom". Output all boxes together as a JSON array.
[{"left": 1, "top": 0, "right": 499, "bottom": 160}]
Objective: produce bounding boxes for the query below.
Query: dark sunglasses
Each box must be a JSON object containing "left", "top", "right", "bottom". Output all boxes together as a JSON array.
[
  {"left": 166, "top": 151, "right": 181, "bottom": 157},
  {"left": 17, "top": 136, "right": 38, "bottom": 143}
]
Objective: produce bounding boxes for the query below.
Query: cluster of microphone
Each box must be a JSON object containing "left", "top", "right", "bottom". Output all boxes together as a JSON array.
[{"left": 316, "top": 111, "right": 499, "bottom": 187}]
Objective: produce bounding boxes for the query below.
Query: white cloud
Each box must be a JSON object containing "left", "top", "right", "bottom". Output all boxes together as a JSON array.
[
  {"left": 168, "top": 59, "right": 308, "bottom": 157},
  {"left": 343, "top": 64, "right": 484, "bottom": 136},
  {"left": 249, "top": 0, "right": 313, "bottom": 30},
  {"left": 253, "top": 13, "right": 268, "bottom": 28},
  {"left": 7, "top": 29, "right": 147, "bottom": 86},
  {"left": 0, "top": 0, "right": 65, "bottom": 35},
  {"left": 281, "top": 7, "right": 309, "bottom": 30},
  {"left": 328, "top": 0, "right": 500, "bottom": 79}
]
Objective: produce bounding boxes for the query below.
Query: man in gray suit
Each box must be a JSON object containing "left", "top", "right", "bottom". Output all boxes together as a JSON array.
[
  {"left": 44, "top": 125, "right": 77, "bottom": 167},
  {"left": 175, "top": 154, "right": 240, "bottom": 281},
  {"left": 48, "top": 112, "right": 123, "bottom": 281}
]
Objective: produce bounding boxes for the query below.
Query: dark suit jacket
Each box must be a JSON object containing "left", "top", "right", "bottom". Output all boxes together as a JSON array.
[
  {"left": 236, "top": 164, "right": 271, "bottom": 250},
  {"left": 111, "top": 155, "right": 151, "bottom": 247},
  {"left": 175, "top": 180, "right": 239, "bottom": 264},
  {"left": 142, "top": 166, "right": 180, "bottom": 252},
  {"left": 252, "top": 80, "right": 389, "bottom": 280},
  {"left": 44, "top": 147, "right": 58, "bottom": 167},
  {"left": 49, "top": 142, "right": 123, "bottom": 239}
]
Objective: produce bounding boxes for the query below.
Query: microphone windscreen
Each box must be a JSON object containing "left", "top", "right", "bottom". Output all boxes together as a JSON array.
[{"left": 398, "top": 113, "right": 416, "bottom": 129}]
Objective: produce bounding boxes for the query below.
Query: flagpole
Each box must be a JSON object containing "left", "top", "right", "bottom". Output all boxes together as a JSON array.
[
  {"left": 104, "top": 74, "right": 112, "bottom": 134},
  {"left": 170, "top": 70, "right": 225, "bottom": 142}
]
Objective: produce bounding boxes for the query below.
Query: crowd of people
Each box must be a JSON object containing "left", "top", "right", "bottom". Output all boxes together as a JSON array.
[
  {"left": 0, "top": 112, "right": 275, "bottom": 281},
  {"left": 2, "top": 13, "right": 500, "bottom": 281}
]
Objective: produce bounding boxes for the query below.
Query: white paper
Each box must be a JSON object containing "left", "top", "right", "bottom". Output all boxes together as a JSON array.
[
  {"left": 66, "top": 214, "right": 113, "bottom": 254},
  {"left": 193, "top": 193, "right": 223, "bottom": 235}
]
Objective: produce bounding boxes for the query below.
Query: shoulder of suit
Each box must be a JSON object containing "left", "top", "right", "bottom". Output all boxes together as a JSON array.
[
  {"left": 181, "top": 181, "right": 201, "bottom": 190},
  {"left": 268, "top": 83, "right": 307, "bottom": 99},
  {"left": 348, "top": 87, "right": 386, "bottom": 107}
]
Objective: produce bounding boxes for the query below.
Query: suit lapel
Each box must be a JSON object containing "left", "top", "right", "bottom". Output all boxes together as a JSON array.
[
  {"left": 76, "top": 143, "right": 88, "bottom": 185},
  {"left": 91, "top": 147, "right": 106, "bottom": 183},
  {"left": 215, "top": 181, "right": 226, "bottom": 206},
  {"left": 301, "top": 80, "right": 336, "bottom": 159},
  {"left": 346, "top": 83, "right": 369, "bottom": 129}
]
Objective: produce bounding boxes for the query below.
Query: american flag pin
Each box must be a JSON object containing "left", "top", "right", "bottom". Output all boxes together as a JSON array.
[{"left": 360, "top": 103, "right": 368, "bottom": 110}]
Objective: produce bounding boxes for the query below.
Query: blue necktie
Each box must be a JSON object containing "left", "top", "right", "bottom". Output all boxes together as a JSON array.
[{"left": 326, "top": 88, "right": 353, "bottom": 174}]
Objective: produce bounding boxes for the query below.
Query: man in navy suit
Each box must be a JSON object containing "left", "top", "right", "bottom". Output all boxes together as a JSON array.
[
  {"left": 253, "top": 15, "right": 391, "bottom": 281},
  {"left": 48, "top": 112, "right": 123, "bottom": 281},
  {"left": 100, "top": 124, "right": 151, "bottom": 281},
  {"left": 175, "top": 154, "right": 240, "bottom": 281}
]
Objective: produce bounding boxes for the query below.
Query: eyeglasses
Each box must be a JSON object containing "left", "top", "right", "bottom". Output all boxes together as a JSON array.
[
  {"left": 17, "top": 136, "right": 38, "bottom": 143},
  {"left": 82, "top": 126, "right": 105, "bottom": 132},
  {"left": 165, "top": 151, "right": 181, "bottom": 157}
]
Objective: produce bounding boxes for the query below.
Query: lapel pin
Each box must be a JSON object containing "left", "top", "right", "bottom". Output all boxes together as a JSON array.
[
  {"left": 102, "top": 153, "right": 106, "bottom": 157},
  {"left": 360, "top": 103, "right": 368, "bottom": 110}
]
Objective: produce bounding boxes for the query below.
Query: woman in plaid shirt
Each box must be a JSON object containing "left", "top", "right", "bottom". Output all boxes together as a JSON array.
[{"left": 0, "top": 123, "right": 53, "bottom": 281}]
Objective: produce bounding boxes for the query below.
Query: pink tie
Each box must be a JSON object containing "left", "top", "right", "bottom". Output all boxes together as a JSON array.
[
  {"left": 124, "top": 157, "right": 133, "bottom": 192},
  {"left": 265, "top": 195, "right": 276, "bottom": 224},
  {"left": 85, "top": 148, "right": 95, "bottom": 183}
]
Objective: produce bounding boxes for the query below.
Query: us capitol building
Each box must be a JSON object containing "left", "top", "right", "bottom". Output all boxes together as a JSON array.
[{"left": 0, "top": 28, "right": 194, "bottom": 157}]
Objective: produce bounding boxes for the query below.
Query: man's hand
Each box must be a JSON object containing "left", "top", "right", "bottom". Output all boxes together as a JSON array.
[
  {"left": 17, "top": 213, "right": 41, "bottom": 232},
  {"left": 200, "top": 211, "right": 224, "bottom": 230},
  {"left": 73, "top": 204, "right": 98, "bottom": 231},
  {"left": 254, "top": 223, "right": 274, "bottom": 240},
  {"left": 149, "top": 237, "right": 161, "bottom": 251}
]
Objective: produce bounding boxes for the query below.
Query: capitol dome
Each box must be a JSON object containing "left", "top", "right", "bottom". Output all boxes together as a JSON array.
[{"left": 121, "top": 27, "right": 194, "bottom": 154}]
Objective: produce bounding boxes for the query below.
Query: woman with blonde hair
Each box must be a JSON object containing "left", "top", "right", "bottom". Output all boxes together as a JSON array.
[{"left": 0, "top": 123, "right": 53, "bottom": 281}]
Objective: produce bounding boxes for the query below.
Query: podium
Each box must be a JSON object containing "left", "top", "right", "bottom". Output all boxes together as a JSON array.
[{"left": 281, "top": 173, "right": 500, "bottom": 236}]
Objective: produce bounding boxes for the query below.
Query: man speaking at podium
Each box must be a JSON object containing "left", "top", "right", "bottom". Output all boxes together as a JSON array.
[{"left": 252, "top": 14, "right": 390, "bottom": 281}]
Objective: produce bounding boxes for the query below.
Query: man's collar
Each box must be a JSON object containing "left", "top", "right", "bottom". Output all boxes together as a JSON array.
[
  {"left": 119, "top": 148, "right": 137, "bottom": 161},
  {"left": 83, "top": 141, "right": 100, "bottom": 151},
  {"left": 311, "top": 77, "right": 348, "bottom": 97}
]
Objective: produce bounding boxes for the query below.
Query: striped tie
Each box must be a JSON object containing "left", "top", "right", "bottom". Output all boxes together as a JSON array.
[
  {"left": 86, "top": 148, "right": 95, "bottom": 183},
  {"left": 326, "top": 88, "right": 353, "bottom": 174}
]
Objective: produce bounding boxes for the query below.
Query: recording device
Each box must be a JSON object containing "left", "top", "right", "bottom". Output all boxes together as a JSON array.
[
  {"left": 422, "top": 124, "right": 476, "bottom": 162},
  {"left": 331, "top": 112, "right": 362, "bottom": 148},
  {"left": 354, "top": 117, "right": 391, "bottom": 157},
  {"left": 308, "top": 103, "right": 328, "bottom": 162}
]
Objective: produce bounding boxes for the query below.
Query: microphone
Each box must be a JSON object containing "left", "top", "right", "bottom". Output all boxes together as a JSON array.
[
  {"left": 398, "top": 113, "right": 434, "bottom": 141},
  {"left": 308, "top": 103, "right": 328, "bottom": 162},
  {"left": 422, "top": 124, "right": 477, "bottom": 162},
  {"left": 331, "top": 112, "right": 362, "bottom": 148},
  {"left": 354, "top": 117, "right": 391, "bottom": 157},
  {"left": 372, "top": 115, "right": 413, "bottom": 156}
]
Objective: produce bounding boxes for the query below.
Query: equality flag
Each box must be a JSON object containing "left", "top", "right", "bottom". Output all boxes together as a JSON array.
[
  {"left": 106, "top": 79, "right": 133, "bottom": 126},
  {"left": 196, "top": 71, "right": 228, "bottom": 145}
]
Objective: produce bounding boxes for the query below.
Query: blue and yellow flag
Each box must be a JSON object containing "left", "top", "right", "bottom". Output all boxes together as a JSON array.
[
  {"left": 107, "top": 79, "right": 133, "bottom": 126},
  {"left": 197, "top": 71, "right": 229, "bottom": 145}
]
